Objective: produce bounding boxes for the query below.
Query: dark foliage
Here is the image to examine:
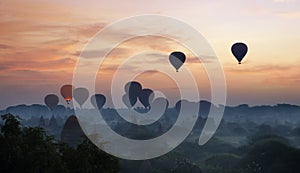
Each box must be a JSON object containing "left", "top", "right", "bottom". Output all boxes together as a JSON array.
[{"left": 0, "top": 113, "right": 119, "bottom": 173}]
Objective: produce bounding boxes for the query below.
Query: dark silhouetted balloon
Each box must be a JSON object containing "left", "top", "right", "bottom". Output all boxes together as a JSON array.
[
  {"left": 91, "top": 94, "right": 106, "bottom": 110},
  {"left": 73, "top": 87, "right": 89, "bottom": 107},
  {"left": 169, "top": 51, "right": 186, "bottom": 72},
  {"left": 175, "top": 99, "right": 190, "bottom": 113},
  {"left": 138, "top": 89, "right": 154, "bottom": 108},
  {"left": 199, "top": 100, "right": 212, "bottom": 118},
  {"left": 175, "top": 100, "right": 182, "bottom": 112},
  {"left": 44, "top": 94, "right": 59, "bottom": 111},
  {"left": 231, "top": 42, "right": 248, "bottom": 64},
  {"left": 122, "top": 94, "right": 132, "bottom": 109},
  {"left": 124, "top": 81, "right": 142, "bottom": 107}
]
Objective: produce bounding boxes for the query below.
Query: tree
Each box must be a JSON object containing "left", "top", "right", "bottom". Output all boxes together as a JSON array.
[
  {"left": 171, "top": 158, "right": 202, "bottom": 173},
  {"left": 0, "top": 113, "right": 120, "bottom": 173},
  {"left": 240, "top": 138, "right": 300, "bottom": 173},
  {"left": 1, "top": 113, "right": 21, "bottom": 136},
  {"left": 0, "top": 113, "right": 64, "bottom": 173},
  {"left": 60, "top": 139, "right": 119, "bottom": 173}
]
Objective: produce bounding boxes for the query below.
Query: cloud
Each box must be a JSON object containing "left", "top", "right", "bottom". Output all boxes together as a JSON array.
[
  {"left": 139, "top": 70, "right": 161, "bottom": 76},
  {"left": 72, "top": 50, "right": 107, "bottom": 59},
  {"left": 225, "top": 63, "right": 300, "bottom": 90},
  {"left": 248, "top": 0, "right": 300, "bottom": 19},
  {"left": 0, "top": 68, "right": 73, "bottom": 85},
  {"left": 126, "top": 53, "right": 168, "bottom": 64},
  {"left": 273, "top": 0, "right": 295, "bottom": 3},
  {"left": 187, "top": 56, "right": 215, "bottom": 64},
  {"left": 263, "top": 74, "right": 300, "bottom": 86},
  {"left": 72, "top": 47, "right": 129, "bottom": 59},
  {"left": 275, "top": 11, "right": 300, "bottom": 19},
  {"left": 71, "top": 22, "right": 106, "bottom": 38},
  {"left": 0, "top": 65, "right": 8, "bottom": 71},
  {"left": 42, "top": 38, "right": 80, "bottom": 46},
  {"left": 225, "top": 64, "right": 292, "bottom": 74},
  {"left": 0, "top": 44, "right": 13, "bottom": 49},
  {"left": 0, "top": 58, "right": 76, "bottom": 73}
]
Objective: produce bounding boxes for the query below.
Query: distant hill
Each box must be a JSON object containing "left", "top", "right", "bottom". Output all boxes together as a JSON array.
[
  {"left": 223, "top": 103, "right": 300, "bottom": 125},
  {"left": 1, "top": 102, "right": 300, "bottom": 126},
  {"left": 1, "top": 104, "right": 74, "bottom": 119}
]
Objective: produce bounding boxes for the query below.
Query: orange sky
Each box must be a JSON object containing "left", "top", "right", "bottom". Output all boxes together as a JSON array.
[{"left": 0, "top": 0, "right": 299, "bottom": 109}]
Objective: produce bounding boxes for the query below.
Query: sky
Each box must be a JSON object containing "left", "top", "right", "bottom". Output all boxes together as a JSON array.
[{"left": 0, "top": 0, "right": 300, "bottom": 109}]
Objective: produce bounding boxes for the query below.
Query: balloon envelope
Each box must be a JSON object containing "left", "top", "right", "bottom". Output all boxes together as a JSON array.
[
  {"left": 169, "top": 51, "right": 186, "bottom": 72},
  {"left": 231, "top": 42, "right": 248, "bottom": 64},
  {"left": 175, "top": 99, "right": 190, "bottom": 113},
  {"left": 73, "top": 87, "right": 89, "bottom": 106},
  {"left": 44, "top": 94, "right": 59, "bottom": 111},
  {"left": 60, "top": 85, "right": 73, "bottom": 104},
  {"left": 122, "top": 94, "right": 133, "bottom": 109},
  {"left": 138, "top": 89, "right": 154, "bottom": 108},
  {"left": 124, "top": 81, "right": 142, "bottom": 107},
  {"left": 175, "top": 100, "right": 182, "bottom": 113},
  {"left": 91, "top": 94, "right": 106, "bottom": 110}
]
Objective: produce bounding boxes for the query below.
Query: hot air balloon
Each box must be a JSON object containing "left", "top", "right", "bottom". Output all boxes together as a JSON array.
[
  {"left": 124, "top": 81, "right": 142, "bottom": 107},
  {"left": 138, "top": 88, "right": 154, "bottom": 109},
  {"left": 175, "top": 99, "right": 190, "bottom": 113},
  {"left": 169, "top": 51, "right": 186, "bottom": 72},
  {"left": 60, "top": 85, "right": 73, "bottom": 104},
  {"left": 175, "top": 100, "right": 182, "bottom": 113},
  {"left": 231, "top": 42, "right": 248, "bottom": 64},
  {"left": 91, "top": 94, "right": 106, "bottom": 110},
  {"left": 122, "top": 94, "right": 132, "bottom": 109},
  {"left": 73, "top": 87, "right": 89, "bottom": 108},
  {"left": 44, "top": 94, "right": 59, "bottom": 111}
]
